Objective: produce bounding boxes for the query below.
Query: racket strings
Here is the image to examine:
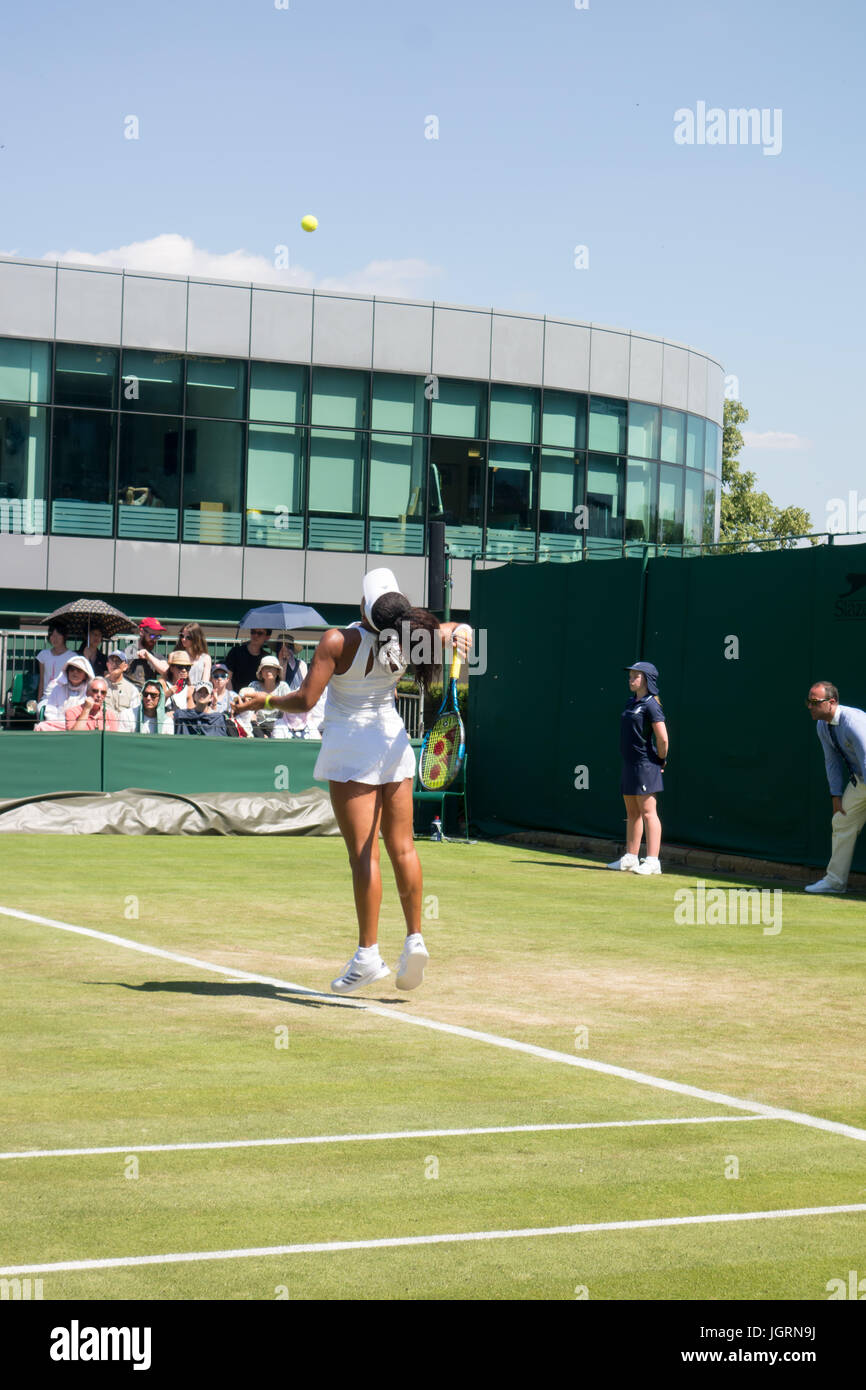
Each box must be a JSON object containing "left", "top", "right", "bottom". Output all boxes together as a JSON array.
[{"left": 419, "top": 712, "right": 464, "bottom": 790}]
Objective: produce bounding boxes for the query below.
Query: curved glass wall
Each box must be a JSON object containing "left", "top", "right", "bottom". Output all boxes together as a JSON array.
[{"left": 0, "top": 334, "right": 723, "bottom": 555}]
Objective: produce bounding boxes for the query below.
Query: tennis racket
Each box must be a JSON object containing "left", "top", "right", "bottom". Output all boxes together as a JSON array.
[{"left": 418, "top": 647, "right": 465, "bottom": 790}]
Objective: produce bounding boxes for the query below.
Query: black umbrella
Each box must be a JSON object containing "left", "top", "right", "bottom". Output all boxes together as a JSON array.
[{"left": 41, "top": 599, "right": 137, "bottom": 642}]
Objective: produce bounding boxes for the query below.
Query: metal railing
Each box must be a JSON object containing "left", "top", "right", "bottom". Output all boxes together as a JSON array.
[
  {"left": 468, "top": 529, "right": 866, "bottom": 568},
  {"left": 396, "top": 690, "right": 423, "bottom": 739}
]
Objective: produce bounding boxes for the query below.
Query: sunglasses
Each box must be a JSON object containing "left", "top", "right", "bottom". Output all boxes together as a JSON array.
[
  {"left": 250, "top": 630, "right": 268, "bottom": 636},
  {"left": 805, "top": 697, "right": 832, "bottom": 708},
  {"left": 143, "top": 689, "right": 160, "bottom": 697}
]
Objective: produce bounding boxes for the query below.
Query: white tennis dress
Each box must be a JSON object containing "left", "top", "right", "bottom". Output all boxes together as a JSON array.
[{"left": 314, "top": 622, "right": 416, "bottom": 785}]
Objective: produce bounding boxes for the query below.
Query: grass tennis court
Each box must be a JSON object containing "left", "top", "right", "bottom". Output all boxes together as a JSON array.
[{"left": 1, "top": 835, "right": 864, "bottom": 1301}]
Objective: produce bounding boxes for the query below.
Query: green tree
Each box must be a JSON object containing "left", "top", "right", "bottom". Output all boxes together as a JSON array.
[{"left": 719, "top": 399, "right": 813, "bottom": 550}]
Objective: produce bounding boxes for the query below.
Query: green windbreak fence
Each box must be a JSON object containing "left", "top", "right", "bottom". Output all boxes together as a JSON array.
[
  {"left": 468, "top": 543, "right": 866, "bottom": 872},
  {"left": 0, "top": 734, "right": 328, "bottom": 802}
]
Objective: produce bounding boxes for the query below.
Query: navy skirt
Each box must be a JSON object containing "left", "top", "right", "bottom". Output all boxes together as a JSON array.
[{"left": 621, "top": 759, "right": 664, "bottom": 796}]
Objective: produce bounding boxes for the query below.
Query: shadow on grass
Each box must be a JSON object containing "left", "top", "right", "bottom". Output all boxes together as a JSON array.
[
  {"left": 508, "top": 856, "right": 862, "bottom": 893},
  {"left": 88, "top": 980, "right": 404, "bottom": 1009}
]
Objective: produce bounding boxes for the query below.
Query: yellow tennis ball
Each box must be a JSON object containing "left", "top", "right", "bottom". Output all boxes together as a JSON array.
[{"left": 301, "top": 215, "right": 318, "bottom": 232}]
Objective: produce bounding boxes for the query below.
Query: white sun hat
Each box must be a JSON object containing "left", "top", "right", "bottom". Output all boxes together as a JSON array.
[{"left": 362, "top": 567, "right": 402, "bottom": 628}]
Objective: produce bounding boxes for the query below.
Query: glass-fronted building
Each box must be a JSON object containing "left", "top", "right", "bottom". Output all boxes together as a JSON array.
[{"left": 0, "top": 256, "right": 724, "bottom": 616}]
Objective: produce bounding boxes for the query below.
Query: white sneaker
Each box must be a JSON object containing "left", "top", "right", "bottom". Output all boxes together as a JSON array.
[
  {"left": 632, "top": 857, "right": 662, "bottom": 875},
  {"left": 395, "top": 935, "right": 429, "bottom": 990},
  {"left": 330, "top": 952, "right": 391, "bottom": 994},
  {"left": 804, "top": 876, "right": 845, "bottom": 894},
  {"left": 607, "top": 853, "right": 639, "bottom": 871}
]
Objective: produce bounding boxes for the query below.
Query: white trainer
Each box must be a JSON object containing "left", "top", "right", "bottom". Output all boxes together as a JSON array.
[
  {"left": 330, "top": 953, "right": 391, "bottom": 994},
  {"left": 395, "top": 935, "right": 430, "bottom": 991},
  {"left": 632, "top": 857, "right": 662, "bottom": 875},
  {"left": 804, "top": 876, "right": 845, "bottom": 894},
  {"left": 607, "top": 853, "right": 639, "bottom": 871}
]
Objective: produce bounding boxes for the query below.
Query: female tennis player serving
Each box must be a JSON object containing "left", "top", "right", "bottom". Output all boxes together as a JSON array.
[{"left": 234, "top": 568, "right": 472, "bottom": 995}]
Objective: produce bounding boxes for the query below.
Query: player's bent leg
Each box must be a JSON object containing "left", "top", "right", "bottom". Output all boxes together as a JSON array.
[
  {"left": 381, "top": 777, "right": 429, "bottom": 989},
  {"left": 329, "top": 780, "right": 385, "bottom": 945},
  {"left": 328, "top": 781, "right": 392, "bottom": 993},
  {"left": 381, "top": 778, "right": 422, "bottom": 932}
]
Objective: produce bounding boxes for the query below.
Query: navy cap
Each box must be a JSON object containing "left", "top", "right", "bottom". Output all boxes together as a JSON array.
[{"left": 625, "top": 660, "right": 659, "bottom": 695}]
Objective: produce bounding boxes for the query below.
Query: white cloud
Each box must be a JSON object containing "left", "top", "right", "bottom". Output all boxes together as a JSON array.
[
  {"left": 37, "top": 233, "right": 441, "bottom": 298},
  {"left": 742, "top": 430, "right": 811, "bottom": 451}
]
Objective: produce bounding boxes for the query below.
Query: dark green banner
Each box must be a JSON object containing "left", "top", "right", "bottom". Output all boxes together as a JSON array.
[
  {"left": 0, "top": 732, "right": 328, "bottom": 802},
  {"left": 469, "top": 544, "right": 866, "bottom": 872}
]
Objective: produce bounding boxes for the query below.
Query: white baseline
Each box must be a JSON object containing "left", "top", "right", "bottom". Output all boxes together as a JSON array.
[
  {"left": 1, "top": 904, "right": 865, "bottom": 1145},
  {"left": 0, "top": 1114, "right": 770, "bottom": 1162},
  {"left": 2, "top": 1204, "right": 865, "bottom": 1277}
]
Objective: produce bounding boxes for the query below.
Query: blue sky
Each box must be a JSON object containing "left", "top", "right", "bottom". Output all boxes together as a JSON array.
[{"left": 2, "top": 0, "right": 864, "bottom": 529}]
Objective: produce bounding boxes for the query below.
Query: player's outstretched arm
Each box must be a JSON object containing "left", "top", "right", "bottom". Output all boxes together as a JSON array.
[{"left": 233, "top": 628, "right": 344, "bottom": 714}]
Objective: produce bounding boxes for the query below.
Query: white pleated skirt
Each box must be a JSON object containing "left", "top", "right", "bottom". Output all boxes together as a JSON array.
[{"left": 314, "top": 707, "right": 416, "bottom": 785}]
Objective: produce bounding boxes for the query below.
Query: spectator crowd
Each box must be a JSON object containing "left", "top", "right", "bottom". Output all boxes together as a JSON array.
[{"left": 33, "top": 619, "right": 324, "bottom": 739}]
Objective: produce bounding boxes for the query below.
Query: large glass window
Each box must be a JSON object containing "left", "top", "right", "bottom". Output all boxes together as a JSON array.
[
  {"left": 182, "top": 419, "right": 244, "bottom": 544},
  {"left": 246, "top": 424, "right": 305, "bottom": 548},
  {"left": 486, "top": 443, "right": 536, "bottom": 556},
  {"left": 628, "top": 402, "right": 660, "bottom": 460},
  {"left": 658, "top": 463, "right": 684, "bottom": 547},
  {"left": 660, "top": 409, "right": 685, "bottom": 466},
  {"left": 249, "top": 361, "right": 308, "bottom": 424},
  {"left": 307, "top": 428, "right": 366, "bottom": 550},
  {"left": 311, "top": 368, "right": 368, "bottom": 429},
  {"left": 368, "top": 433, "right": 426, "bottom": 554},
  {"left": 120, "top": 350, "right": 183, "bottom": 415},
  {"left": 0, "top": 402, "right": 48, "bottom": 535},
  {"left": 118, "top": 415, "right": 181, "bottom": 540},
  {"left": 686, "top": 414, "right": 705, "bottom": 470},
  {"left": 539, "top": 447, "right": 584, "bottom": 561},
  {"left": 51, "top": 409, "right": 116, "bottom": 536},
  {"left": 0, "top": 338, "right": 51, "bottom": 403},
  {"left": 371, "top": 373, "right": 427, "bottom": 434},
  {"left": 54, "top": 344, "right": 118, "bottom": 410},
  {"left": 683, "top": 469, "right": 704, "bottom": 549},
  {"left": 704, "top": 472, "right": 721, "bottom": 543},
  {"left": 586, "top": 453, "right": 624, "bottom": 556},
  {"left": 185, "top": 357, "right": 246, "bottom": 420},
  {"left": 541, "top": 390, "right": 587, "bottom": 451},
  {"left": 588, "top": 396, "right": 627, "bottom": 454},
  {"left": 625, "top": 460, "right": 657, "bottom": 550},
  {"left": 430, "top": 379, "right": 486, "bottom": 438},
  {"left": 489, "top": 385, "right": 539, "bottom": 444},
  {"left": 428, "top": 437, "right": 484, "bottom": 557},
  {"left": 705, "top": 421, "right": 723, "bottom": 477}
]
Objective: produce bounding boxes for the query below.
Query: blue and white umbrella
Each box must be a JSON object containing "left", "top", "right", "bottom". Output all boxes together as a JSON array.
[{"left": 237, "top": 603, "right": 328, "bottom": 633}]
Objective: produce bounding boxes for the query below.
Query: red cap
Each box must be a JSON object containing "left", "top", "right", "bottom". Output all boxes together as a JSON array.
[{"left": 139, "top": 617, "right": 165, "bottom": 633}]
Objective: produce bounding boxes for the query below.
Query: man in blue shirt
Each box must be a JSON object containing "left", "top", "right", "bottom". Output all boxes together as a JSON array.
[{"left": 805, "top": 681, "right": 866, "bottom": 894}]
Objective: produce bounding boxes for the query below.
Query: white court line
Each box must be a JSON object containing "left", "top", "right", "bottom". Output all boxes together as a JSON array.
[
  {"left": 2, "top": 903, "right": 866, "bottom": 1146},
  {"left": 2, "top": 1203, "right": 865, "bottom": 1277},
  {"left": 0, "top": 1114, "right": 771, "bottom": 1162}
]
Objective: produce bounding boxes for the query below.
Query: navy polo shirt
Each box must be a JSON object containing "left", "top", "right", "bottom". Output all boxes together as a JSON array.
[{"left": 621, "top": 695, "right": 665, "bottom": 764}]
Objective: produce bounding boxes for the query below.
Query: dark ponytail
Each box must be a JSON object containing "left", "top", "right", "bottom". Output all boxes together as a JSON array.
[{"left": 370, "top": 592, "right": 441, "bottom": 692}]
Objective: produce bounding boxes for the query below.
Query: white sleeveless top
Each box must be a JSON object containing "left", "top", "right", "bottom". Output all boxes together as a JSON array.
[{"left": 313, "top": 623, "right": 416, "bottom": 785}]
